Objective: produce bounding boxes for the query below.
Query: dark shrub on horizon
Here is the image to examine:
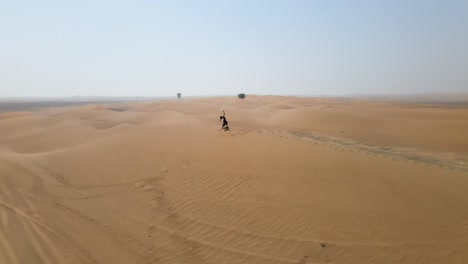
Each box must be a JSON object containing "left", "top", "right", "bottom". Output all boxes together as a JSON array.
[{"left": 238, "top": 93, "right": 246, "bottom": 99}]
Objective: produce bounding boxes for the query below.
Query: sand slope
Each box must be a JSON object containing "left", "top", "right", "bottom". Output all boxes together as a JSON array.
[{"left": 1, "top": 96, "right": 468, "bottom": 264}]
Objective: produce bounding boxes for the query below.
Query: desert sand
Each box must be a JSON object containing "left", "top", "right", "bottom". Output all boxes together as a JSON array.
[{"left": 1, "top": 96, "right": 468, "bottom": 264}]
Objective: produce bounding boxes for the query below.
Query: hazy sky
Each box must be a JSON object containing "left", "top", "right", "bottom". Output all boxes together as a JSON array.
[{"left": 1, "top": 0, "right": 467, "bottom": 97}]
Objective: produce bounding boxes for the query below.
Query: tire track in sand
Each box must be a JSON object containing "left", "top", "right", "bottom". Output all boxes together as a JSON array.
[
  {"left": 257, "top": 129, "right": 468, "bottom": 172},
  {"left": 0, "top": 160, "right": 98, "bottom": 264}
]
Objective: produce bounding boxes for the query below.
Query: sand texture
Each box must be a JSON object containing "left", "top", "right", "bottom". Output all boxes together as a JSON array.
[{"left": 1, "top": 96, "right": 468, "bottom": 264}]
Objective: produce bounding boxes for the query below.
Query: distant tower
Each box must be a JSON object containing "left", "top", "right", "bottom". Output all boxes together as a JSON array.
[{"left": 177, "top": 93, "right": 181, "bottom": 99}]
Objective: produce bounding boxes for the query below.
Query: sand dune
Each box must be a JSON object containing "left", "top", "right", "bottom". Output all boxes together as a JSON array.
[{"left": 1, "top": 96, "right": 467, "bottom": 264}]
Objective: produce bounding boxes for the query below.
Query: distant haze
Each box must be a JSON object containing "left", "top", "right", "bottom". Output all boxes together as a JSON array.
[{"left": 1, "top": 1, "right": 467, "bottom": 97}]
